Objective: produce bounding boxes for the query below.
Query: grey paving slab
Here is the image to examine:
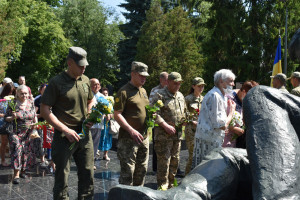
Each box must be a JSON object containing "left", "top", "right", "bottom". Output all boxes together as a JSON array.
[{"left": 0, "top": 148, "right": 189, "bottom": 200}]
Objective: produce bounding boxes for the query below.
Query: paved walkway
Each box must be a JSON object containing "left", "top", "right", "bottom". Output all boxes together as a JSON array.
[{"left": 0, "top": 149, "right": 188, "bottom": 200}]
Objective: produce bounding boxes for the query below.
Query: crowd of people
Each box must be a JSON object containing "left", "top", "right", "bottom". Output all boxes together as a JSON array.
[{"left": 1, "top": 46, "right": 300, "bottom": 199}]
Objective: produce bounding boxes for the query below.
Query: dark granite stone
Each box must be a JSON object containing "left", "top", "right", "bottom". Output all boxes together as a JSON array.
[
  {"left": 108, "top": 148, "right": 251, "bottom": 200},
  {"left": 244, "top": 86, "right": 300, "bottom": 199}
]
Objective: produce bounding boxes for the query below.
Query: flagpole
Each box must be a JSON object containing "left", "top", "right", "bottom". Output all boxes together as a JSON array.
[{"left": 284, "top": 6, "right": 288, "bottom": 74}]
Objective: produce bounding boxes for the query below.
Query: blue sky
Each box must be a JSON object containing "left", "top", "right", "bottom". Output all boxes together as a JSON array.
[{"left": 100, "top": 0, "right": 126, "bottom": 21}]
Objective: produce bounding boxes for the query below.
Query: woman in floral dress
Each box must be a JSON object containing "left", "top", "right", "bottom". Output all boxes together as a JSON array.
[{"left": 5, "top": 85, "right": 37, "bottom": 184}]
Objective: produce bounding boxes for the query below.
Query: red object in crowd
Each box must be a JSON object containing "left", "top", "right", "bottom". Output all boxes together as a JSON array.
[{"left": 42, "top": 125, "right": 54, "bottom": 149}]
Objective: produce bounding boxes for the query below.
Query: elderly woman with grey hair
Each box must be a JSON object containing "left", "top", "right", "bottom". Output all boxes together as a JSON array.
[
  {"left": 191, "top": 69, "right": 236, "bottom": 169},
  {"left": 5, "top": 85, "right": 37, "bottom": 184}
]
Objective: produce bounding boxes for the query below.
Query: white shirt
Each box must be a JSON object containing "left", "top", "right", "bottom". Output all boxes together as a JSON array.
[
  {"left": 195, "top": 86, "right": 228, "bottom": 145},
  {"left": 91, "top": 92, "right": 105, "bottom": 129}
]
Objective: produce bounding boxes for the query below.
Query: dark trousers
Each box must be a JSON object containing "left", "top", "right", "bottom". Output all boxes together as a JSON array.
[
  {"left": 52, "top": 130, "right": 94, "bottom": 200},
  {"left": 152, "top": 129, "right": 157, "bottom": 172}
]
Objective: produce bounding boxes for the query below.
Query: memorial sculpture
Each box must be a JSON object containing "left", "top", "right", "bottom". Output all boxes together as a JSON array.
[{"left": 108, "top": 86, "right": 300, "bottom": 200}]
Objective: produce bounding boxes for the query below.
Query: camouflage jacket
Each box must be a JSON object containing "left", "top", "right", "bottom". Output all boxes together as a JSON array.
[
  {"left": 151, "top": 87, "right": 187, "bottom": 140},
  {"left": 185, "top": 93, "right": 203, "bottom": 121},
  {"left": 291, "top": 86, "right": 300, "bottom": 97},
  {"left": 149, "top": 84, "right": 164, "bottom": 104}
]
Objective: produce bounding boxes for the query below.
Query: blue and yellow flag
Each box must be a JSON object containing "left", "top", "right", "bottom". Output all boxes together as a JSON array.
[{"left": 270, "top": 37, "right": 282, "bottom": 87}]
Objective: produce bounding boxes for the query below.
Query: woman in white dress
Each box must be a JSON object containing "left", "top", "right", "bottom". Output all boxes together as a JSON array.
[{"left": 191, "top": 69, "right": 236, "bottom": 169}]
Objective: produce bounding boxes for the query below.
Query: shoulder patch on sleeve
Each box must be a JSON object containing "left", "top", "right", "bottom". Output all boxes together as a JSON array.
[{"left": 115, "top": 97, "right": 120, "bottom": 103}]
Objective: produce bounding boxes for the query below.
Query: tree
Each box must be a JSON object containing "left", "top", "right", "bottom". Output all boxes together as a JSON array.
[
  {"left": 117, "top": 0, "right": 152, "bottom": 88},
  {"left": 0, "top": 0, "right": 29, "bottom": 80},
  {"left": 5, "top": 0, "right": 70, "bottom": 93},
  {"left": 57, "top": 0, "right": 123, "bottom": 87},
  {"left": 200, "top": 0, "right": 300, "bottom": 88},
  {"left": 136, "top": 2, "right": 203, "bottom": 94}
]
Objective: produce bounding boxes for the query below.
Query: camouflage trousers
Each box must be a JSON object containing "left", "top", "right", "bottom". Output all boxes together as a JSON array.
[
  {"left": 155, "top": 139, "right": 181, "bottom": 188},
  {"left": 184, "top": 124, "right": 196, "bottom": 175},
  {"left": 117, "top": 137, "right": 149, "bottom": 186}
]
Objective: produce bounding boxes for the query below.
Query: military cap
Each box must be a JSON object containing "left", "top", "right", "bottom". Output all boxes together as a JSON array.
[
  {"left": 192, "top": 77, "right": 206, "bottom": 85},
  {"left": 68, "top": 47, "right": 89, "bottom": 66},
  {"left": 270, "top": 73, "right": 287, "bottom": 82},
  {"left": 131, "top": 61, "right": 149, "bottom": 76},
  {"left": 287, "top": 71, "right": 300, "bottom": 80},
  {"left": 168, "top": 72, "right": 183, "bottom": 82}
]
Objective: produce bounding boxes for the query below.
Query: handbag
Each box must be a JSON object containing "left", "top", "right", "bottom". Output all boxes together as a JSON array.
[
  {"left": 109, "top": 119, "right": 120, "bottom": 135},
  {"left": 0, "top": 121, "right": 14, "bottom": 135}
]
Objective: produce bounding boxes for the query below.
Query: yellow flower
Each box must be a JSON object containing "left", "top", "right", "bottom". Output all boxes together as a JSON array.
[
  {"left": 105, "top": 96, "right": 115, "bottom": 105},
  {"left": 4, "top": 95, "right": 15, "bottom": 101},
  {"left": 158, "top": 184, "right": 168, "bottom": 191},
  {"left": 156, "top": 100, "right": 164, "bottom": 107},
  {"left": 107, "top": 104, "right": 113, "bottom": 113}
]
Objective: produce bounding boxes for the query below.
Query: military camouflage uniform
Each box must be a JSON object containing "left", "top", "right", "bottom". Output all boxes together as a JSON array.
[
  {"left": 114, "top": 82, "right": 149, "bottom": 186},
  {"left": 291, "top": 86, "right": 300, "bottom": 97},
  {"left": 152, "top": 87, "right": 187, "bottom": 188},
  {"left": 149, "top": 84, "right": 164, "bottom": 103},
  {"left": 278, "top": 85, "right": 289, "bottom": 93},
  {"left": 184, "top": 93, "right": 203, "bottom": 175}
]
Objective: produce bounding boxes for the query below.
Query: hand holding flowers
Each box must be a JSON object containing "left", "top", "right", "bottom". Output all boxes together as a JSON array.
[
  {"left": 4, "top": 95, "right": 17, "bottom": 130},
  {"left": 68, "top": 96, "right": 114, "bottom": 150},
  {"left": 229, "top": 111, "right": 244, "bottom": 141},
  {"left": 145, "top": 100, "right": 164, "bottom": 134}
]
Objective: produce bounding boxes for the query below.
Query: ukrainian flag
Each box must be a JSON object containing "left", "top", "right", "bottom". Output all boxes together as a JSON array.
[{"left": 270, "top": 37, "right": 282, "bottom": 87}]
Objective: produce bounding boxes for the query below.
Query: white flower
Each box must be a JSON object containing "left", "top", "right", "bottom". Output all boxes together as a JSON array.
[{"left": 4, "top": 95, "right": 15, "bottom": 101}]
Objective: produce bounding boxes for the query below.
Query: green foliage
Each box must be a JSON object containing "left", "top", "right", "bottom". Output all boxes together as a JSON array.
[
  {"left": 0, "top": 0, "right": 29, "bottom": 80},
  {"left": 37, "top": 0, "right": 62, "bottom": 7},
  {"left": 145, "top": 100, "right": 163, "bottom": 128},
  {"left": 117, "top": 0, "right": 152, "bottom": 88},
  {"left": 57, "top": 0, "right": 123, "bottom": 88},
  {"left": 200, "top": 0, "right": 300, "bottom": 88},
  {"left": 5, "top": 0, "right": 70, "bottom": 94},
  {"left": 136, "top": 2, "right": 203, "bottom": 94}
]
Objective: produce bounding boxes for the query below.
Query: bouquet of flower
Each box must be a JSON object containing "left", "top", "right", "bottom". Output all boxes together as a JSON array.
[
  {"left": 105, "top": 96, "right": 114, "bottom": 106},
  {"left": 27, "top": 121, "right": 53, "bottom": 139},
  {"left": 185, "top": 108, "right": 200, "bottom": 123},
  {"left": 229, "top": 111, "right": 244, "bottom": 141},
  {"left": 145, "top": 100, "right": 164, "bottom": 134},
  {"left": 4, "top": 95, "right": 17, "bottom": 130},
  {"left": 68, "top": 96, "right": 114, "bottom": 150}
]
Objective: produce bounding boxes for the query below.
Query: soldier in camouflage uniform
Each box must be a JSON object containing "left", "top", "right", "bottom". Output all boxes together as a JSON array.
[
  {"left": 151, "top": 72, "right": 187, "bottom": 189},
  {"left": 270, "top": 73, "right": 289, "bottom": 93},
  {"left": 149, "top": 72, "right": 168, "bottom": 103},
  {"left": 149, "top": 72, "right": 168, "bottom": 173},
  {"left": 114, "top": 61, "right": 150, "bottom": 186},
  {"left": 184, "top": 77, "right": 205, "bottom": 175},
  {"left": 289, "top": 72, "right": 300, "bottom": 97}
]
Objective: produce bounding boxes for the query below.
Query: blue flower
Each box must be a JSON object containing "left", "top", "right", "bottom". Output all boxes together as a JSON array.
[{"left": 97, "top": 96, "right": 109, "bottom": 106}]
